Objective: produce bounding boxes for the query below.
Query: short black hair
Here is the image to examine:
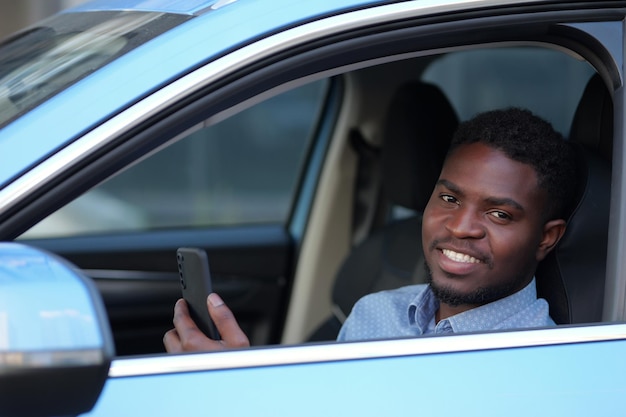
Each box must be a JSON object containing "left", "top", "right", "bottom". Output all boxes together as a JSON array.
[{"left": 448, "top": 108, "right": 577, "bottom": 221}]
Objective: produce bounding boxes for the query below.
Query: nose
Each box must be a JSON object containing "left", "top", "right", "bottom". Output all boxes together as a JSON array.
[{"left": 445, "top": 207, "right": 485, "bottom": 239}]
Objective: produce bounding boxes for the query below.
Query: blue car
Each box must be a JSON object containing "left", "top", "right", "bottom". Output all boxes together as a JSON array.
[{"left": 0, "top": 0, "right": 625, "bottom": 415}]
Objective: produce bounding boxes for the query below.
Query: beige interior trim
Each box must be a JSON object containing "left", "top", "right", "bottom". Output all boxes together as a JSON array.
[{"left": 280, "top": 76, "right": 359, "bottom": 344}]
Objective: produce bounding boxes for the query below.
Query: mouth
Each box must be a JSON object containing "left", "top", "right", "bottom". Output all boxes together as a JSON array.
[{"left": 441, "top": 248, "right": 482, "bottom": 264}]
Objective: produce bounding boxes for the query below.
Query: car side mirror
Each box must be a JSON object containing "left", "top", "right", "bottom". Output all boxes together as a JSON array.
[{"left": 0, "top": 243, "right": 114, "bottom": 417}]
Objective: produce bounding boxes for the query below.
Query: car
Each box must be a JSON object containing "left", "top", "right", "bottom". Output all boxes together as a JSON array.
[{"left": 1, "top": 0, "right": 625, "bottom": 415}]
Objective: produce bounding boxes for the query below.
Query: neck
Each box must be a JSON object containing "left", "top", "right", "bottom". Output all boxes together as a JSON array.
[{"left": 434, "top": 277, "right": 535, "bottom": 323}]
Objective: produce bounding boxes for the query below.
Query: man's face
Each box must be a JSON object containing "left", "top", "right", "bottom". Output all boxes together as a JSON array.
[{"left": 422, "top": 142, "right": 549, "bottom": 307}]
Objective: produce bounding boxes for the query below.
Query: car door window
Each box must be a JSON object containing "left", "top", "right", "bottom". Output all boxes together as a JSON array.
[
  {"left": 22, "top": 79, "right": 329, "bottom": 238},
  {"left": 422, "top": 47, "right": 595, "bottom": 134}
]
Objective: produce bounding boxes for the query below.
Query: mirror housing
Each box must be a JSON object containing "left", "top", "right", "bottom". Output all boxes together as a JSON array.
[{"left": 0, "top": 243, "right": 114, "bottom": 417}]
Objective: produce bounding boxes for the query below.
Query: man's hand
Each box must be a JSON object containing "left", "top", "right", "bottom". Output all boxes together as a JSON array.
[{"left": 163, "top": 293, "right": 250, "bottom": 353}]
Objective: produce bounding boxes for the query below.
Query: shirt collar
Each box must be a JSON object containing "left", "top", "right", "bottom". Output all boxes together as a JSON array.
[
  {"left": 407, "top": 278, "right": 539, "bottom": 335},
  {"left": 407, "top": 285, "right": 439, "bottom": 335}
]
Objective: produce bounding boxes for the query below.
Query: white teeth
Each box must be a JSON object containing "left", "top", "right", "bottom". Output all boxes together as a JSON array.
[{"left": 442, "top": 249, "right": 481, "bottom": 264}]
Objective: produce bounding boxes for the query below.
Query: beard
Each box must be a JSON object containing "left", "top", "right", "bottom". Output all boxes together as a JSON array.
[{"left": 424, "top": 261, "right": 530, "bottom": 307}]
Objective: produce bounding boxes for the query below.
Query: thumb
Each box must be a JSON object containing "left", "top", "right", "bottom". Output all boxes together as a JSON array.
[{"left": 207, "top": 293, "right": 250, "bottom": 348}]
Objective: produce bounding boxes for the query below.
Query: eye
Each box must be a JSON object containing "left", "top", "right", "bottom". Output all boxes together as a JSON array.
[
  {"left": 440, "top": 194, "right": 459, "bottom": 205},
  {"left": 489, "top": 210, "right": 511, "bottom": 221}
]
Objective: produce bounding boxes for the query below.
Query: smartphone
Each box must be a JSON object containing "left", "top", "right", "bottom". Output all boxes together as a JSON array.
[{"left": 176, "top": 247, "right": 220, "bottom": 340}]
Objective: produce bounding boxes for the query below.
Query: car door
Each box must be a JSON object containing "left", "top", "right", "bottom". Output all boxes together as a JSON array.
[{"left": 85, "top": 324, "right": 626, "bottom": 416}]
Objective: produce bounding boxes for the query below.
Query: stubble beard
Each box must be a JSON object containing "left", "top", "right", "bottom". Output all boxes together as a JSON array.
[{"left": 423, "top": 261, "right": 531, "bottom": 308}]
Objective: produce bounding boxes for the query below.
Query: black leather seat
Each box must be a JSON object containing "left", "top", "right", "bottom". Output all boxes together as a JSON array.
[
  {"left": 308, "top": 82, "right": 458, "bottom": 341},
  {"left": 569, "top": 73, "right": 613, "bottom": 163},
  {"left": 536, "top": 73, "right": 612, "bottom": 324}
]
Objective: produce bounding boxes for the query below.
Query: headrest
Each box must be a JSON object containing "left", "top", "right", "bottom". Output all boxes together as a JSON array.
[{"left": 381, "top": 82, "right": 458, "bottom": 211}]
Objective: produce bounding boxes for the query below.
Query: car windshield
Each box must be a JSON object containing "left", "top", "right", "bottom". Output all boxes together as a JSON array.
[{"left": 0, "top": 10, "right": 190, "bottom": 128}]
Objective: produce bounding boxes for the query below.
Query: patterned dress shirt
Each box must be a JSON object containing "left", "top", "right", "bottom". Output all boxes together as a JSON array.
[{"left": 337, "top": 278, "right": 555, "bottom": 341}]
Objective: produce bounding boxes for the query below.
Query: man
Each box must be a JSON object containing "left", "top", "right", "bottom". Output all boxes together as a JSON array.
[{"left": 163, "top": 108, "right": 577, "bottom": 352}]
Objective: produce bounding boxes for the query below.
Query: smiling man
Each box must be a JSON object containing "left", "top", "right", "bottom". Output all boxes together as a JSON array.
[
  {"left": 336, "top": 108, "right": 577, "bottom": 340},
  {"left": 164, "top": 108, "right": 577, "bottom": 352}
]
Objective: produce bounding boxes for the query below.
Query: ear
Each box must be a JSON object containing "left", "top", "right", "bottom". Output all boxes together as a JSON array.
[{"left": 536, "top": 219, "right": 567, "bottom": 262}]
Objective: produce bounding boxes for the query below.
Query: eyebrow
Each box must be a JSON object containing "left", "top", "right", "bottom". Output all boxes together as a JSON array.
[{"left": 436, "top": 179, "right": 525, "bottom": 212}]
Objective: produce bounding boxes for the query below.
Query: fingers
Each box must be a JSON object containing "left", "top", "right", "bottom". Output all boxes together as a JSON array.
[
  {"left": 207, "top": 293, "right": 250, "bottom": 349},
  {"left": 163, "top": 295, "right": 250, "bottom": 353},
  {"left": 164, "top": 298, "right": 223, "bottom": 353},
  {"left": 163, "top": 327, "right": 183, "bottom": 353}
]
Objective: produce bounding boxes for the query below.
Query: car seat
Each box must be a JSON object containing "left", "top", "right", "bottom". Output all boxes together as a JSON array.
[
  {"left": 308, "top": 81, "right": 458, "bottom": 341},
  {"left": 535, "top": 73, "right": 612, "bottom": 324}
]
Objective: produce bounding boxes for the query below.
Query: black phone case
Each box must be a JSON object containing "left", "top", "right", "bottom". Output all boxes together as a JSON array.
[{"left": 176, "top": 247, "right": 220, "bottom": 340}]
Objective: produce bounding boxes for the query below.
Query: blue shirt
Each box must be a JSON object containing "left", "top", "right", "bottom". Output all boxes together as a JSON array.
[{"left": 337, "top": 278, "right": 555, "bottom": 341}]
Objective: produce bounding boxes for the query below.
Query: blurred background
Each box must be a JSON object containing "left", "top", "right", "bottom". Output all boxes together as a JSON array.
[{"left": 0, "top": 0, "right": 86, "bottom": 40}]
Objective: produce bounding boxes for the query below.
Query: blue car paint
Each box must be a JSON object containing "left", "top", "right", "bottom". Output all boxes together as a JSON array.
[
  {"left": 0, "top": 243, "right": 105, "bottom": 350},
  {"left": 0, "top": 0, "right": 382, "bottom": 187},
  {"left": 85, "top": 336, "right": 626, "bottom": 416}
]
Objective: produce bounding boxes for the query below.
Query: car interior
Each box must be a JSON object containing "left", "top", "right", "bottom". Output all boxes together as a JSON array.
[
  {"left": 308, "top": 80, "right": 459, "bottom": 341},
  {"left": 18, "top": 40, "right": 613, "bottom": 355},
  {"left": 281, "top": 46, "right": 612, "bottom": 343},
  {"left": 309, "top": 71, "right": 612, "bottom": 341}
]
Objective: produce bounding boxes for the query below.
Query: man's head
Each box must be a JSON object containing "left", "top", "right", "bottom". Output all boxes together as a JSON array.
[
  {"left": 447, "top": 108, "right": 577, "bottom": 221},
  {"left": 421, "top": 108, "right": 577, "bottom": 309}
]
